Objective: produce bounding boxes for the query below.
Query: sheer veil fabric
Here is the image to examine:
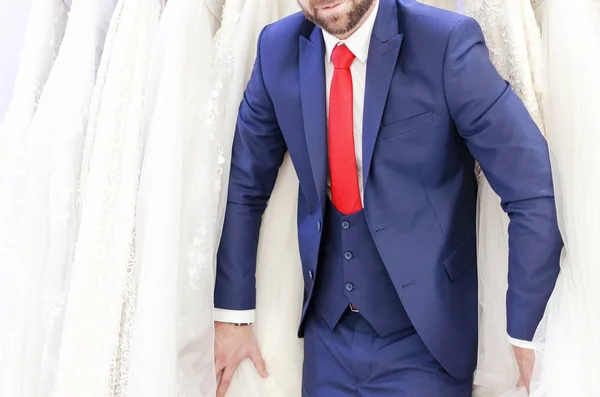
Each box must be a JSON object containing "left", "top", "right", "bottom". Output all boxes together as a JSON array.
[
  {"left": 129, "top": 0, "right": 224, "bottom": 395},
  {"left": 529, "top": 1, "right": 600, "bottom": 396},
  {"left": 0, "top": 1, "right": 69, "bottom": 393}
]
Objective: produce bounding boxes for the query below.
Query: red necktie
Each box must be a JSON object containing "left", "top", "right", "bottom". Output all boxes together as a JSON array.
[{"left": 329, "top": 44, "right": 362, "bottom": 215}]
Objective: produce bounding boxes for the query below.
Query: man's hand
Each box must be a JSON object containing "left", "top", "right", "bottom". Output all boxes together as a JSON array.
[
  {"left": 513, "top": 345, "right": 535, "bottom": 394},
  {"left": 214, "top": 322, "right": 268, "bottom": 397}
]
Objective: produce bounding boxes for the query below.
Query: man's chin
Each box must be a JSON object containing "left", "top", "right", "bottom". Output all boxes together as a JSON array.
[{"left": 317, "top": 17, "right": 351, "bottom": 36}]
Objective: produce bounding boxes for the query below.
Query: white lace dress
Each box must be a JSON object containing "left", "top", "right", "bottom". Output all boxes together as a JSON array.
[
  {"left": 128, "top": 0, "right": 224, "bottom": 395},
  {"left": 0, "top": 4, "right": 68, "bottom": 380},
  {"left": 460, "top": 1, "right": 546, "bottom": 396},
  {"left": 528, "top": 1, "right": 600, "bottom": 396},
  {"left": 50, "top": 1, "right": 164, "bottom": 396},
  {"left": 0, "top": 0, "right": 118, "bottom": 395}
]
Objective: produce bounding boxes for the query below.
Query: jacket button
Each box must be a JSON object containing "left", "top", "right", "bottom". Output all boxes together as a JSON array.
[
  {"left": 341, "top": 221, "right": 350, "bottom": 229},
  {"left": 345, "top": 282, "right": 354, "bottom": 291},
  {"left": 344, "top": 251, "right": 353, "bottom": 260}
]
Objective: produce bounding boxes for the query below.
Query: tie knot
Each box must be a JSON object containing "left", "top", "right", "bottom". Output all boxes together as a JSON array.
[{"left": 332, "top": 44, "right": 355, "bottom": 69}]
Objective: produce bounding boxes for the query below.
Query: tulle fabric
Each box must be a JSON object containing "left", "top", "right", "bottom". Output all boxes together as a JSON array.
[
  {"left": 0, "top": 0, "right": 68, "bottom": 181},
  {"left": 528, "top": 1, "right": 600, "bottom": 396},
  {"left": 0, "top": 3, "right": 68, "bottom": 380},
  {"left": 226, "top": 157, "right": 304, "bottom": 397},
  {"left": 128, "top": 0, "right": 223, "bottom": 395},
  {"left": 472, "top": 175, "right": 520, "bottom": 397}
]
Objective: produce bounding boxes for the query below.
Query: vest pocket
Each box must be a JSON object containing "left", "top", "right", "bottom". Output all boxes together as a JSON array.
[{"left": 443, "top": 233, "right": 476, "bottom": 282}]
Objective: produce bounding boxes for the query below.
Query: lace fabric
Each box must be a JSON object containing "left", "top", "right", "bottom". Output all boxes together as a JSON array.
[
  {"left": 50, "top": 1, "right": 164, "bottom": 396},
  {"left": 8, "top": 0, "right": 118, "bottom": 395}
]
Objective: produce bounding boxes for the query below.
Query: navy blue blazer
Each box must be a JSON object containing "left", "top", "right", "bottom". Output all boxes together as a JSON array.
[{"left": 215, "top": 0, "right": 563, "bottom": 379}]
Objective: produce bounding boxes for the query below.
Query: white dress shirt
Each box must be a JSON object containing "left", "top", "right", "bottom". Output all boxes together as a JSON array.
[
  {"left": 322, "top": 0, "right": 380, "bottom": 201},
  {"left": 213, "top": 2, "right": 534, "bottom": 349}
]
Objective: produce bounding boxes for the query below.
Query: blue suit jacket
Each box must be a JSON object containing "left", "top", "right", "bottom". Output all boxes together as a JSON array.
[{"left": 215, "top": 0, "right": 563, "bottom": 379}]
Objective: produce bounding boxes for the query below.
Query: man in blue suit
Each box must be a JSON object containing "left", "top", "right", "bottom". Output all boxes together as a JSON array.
[{"left": 213, "top": 0, "right": 563, "bottom": 395}]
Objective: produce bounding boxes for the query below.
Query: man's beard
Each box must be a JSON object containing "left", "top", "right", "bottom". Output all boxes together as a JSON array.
[{"left": 300, "top": 0, "right": 375, "bottom": 36}]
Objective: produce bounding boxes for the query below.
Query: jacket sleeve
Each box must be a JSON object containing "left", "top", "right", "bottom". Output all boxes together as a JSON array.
[
  {"left": 442, "top": 17, "right": 563, "bottom": 341},
  {"left": 214, "top": 25, "right": 287, "bottom": 314}
]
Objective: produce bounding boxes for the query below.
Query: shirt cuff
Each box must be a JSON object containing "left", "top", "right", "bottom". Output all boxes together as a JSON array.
[
  {"left": 213, "top": 308, "right": 256, "bottom": 324},
  {"left": 507, "top": 335, "right": 536, "bottom": 349}
]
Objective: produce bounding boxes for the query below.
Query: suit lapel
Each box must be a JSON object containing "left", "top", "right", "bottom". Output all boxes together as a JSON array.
[
  {"left": 299, "top": 26, "right": 328, "bottom": 210},
  {"left": 362, "top": 0, "right": 404, "bottom": 190}
]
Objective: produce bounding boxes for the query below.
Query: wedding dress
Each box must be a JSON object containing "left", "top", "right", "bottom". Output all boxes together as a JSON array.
[
  {"left": 527, "top": 0, "right": 600, "bottom": 396},
  {"left": 0, "top": 0, "right": 118, "bottom": 395},
  {"left": 0, "top": 1, "right": 69, "bottom": 369},
  {"left": 0, "top": 0, "right": 33, "bottom": 120},
  {"left": 202, "top": 0, "right": 305, "bottom": 396},
  {"left": 420, "top": 0, "right": 457, "bottom": 10},
  {"left": 0, "top": 0, "right": 68, "bottom": 172},
  {"left": 50, "top": 0, "right": 164, "bottom": 395},
  {"left": 461, "top": 1, "right": 545, "bottom": 396},
  {"left": 128, "top": 0, "right": 224, "bottom": 395}
]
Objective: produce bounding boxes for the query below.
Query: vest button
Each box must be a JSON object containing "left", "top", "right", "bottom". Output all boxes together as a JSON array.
[
  {"left": 308, "top": 270, "right": 314, "bottom": 280},
  {"left": 344, "top": 251, "right": 353, "bottom": 260},
  {"left": 345, "top": 282, "right": 354, "bottom": 291},
  {"left": 341, "top": 221, "right": 350, "bottom": 229},
  {"left": 317, "top": 221, "right": 322, "bottom": 232}
]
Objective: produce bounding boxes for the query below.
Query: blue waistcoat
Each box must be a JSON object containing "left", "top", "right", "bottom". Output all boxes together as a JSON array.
[{"left": 309, "top": 201, "right": 412, "bottom": 337}]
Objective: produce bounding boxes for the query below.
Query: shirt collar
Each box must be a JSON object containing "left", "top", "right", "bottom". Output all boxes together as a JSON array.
[{"left": 322, "top": 0, "right": 379, "bottom": 64}]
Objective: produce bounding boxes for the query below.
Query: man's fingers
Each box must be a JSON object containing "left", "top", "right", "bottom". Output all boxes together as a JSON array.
[
  {"left": 250, "top": 349, "right": 268, "bottom": 378},
  {"left": 215, "top": 355, "right": 226, "bottom": 376},
  {"left": 216, "top": 365, "right": 236, "bottom": 397},
  {"left": 516, "top": 372, "right": 531, "bottom": 394}
]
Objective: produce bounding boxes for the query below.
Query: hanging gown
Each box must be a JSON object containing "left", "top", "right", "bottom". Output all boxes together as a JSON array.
[
  {"left": 0, "top": 0, "right": 34, "bottom": 120},
  {"left": 50, "top": 1, "right": 164, "bottom": 395},
  {"left": 419, "top": 0, "right": 457, "bottom": 10},
  {"left": 460, "top": 1, "right": 546, "bottom": 396},
  {"left": 0, "top": 0, "right": 118, "bottom": 395},
  {"left": 528, "top": 0, "right": 600, "bottom": 396},
  {"left": 0, "top": 1, "right": 69, "bottom": 369},
  {"left": 0, "top": 0, "right": 68, "bottom": 173},
  {"left": 128, "top": 0, "right": 224, "bottom": 395},
  {"left": 202, "top": 0, "right": 305, "bottom": 396}
]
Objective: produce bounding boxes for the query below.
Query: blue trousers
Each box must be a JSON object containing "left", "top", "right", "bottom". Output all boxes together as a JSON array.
[{"left": 302, "top": 311, "right": 473, "bottom": 397}]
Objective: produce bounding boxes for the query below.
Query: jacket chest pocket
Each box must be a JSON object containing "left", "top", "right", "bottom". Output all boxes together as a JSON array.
[{"left": 379, "top": 111, "right": 434, "bottom": 140}]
